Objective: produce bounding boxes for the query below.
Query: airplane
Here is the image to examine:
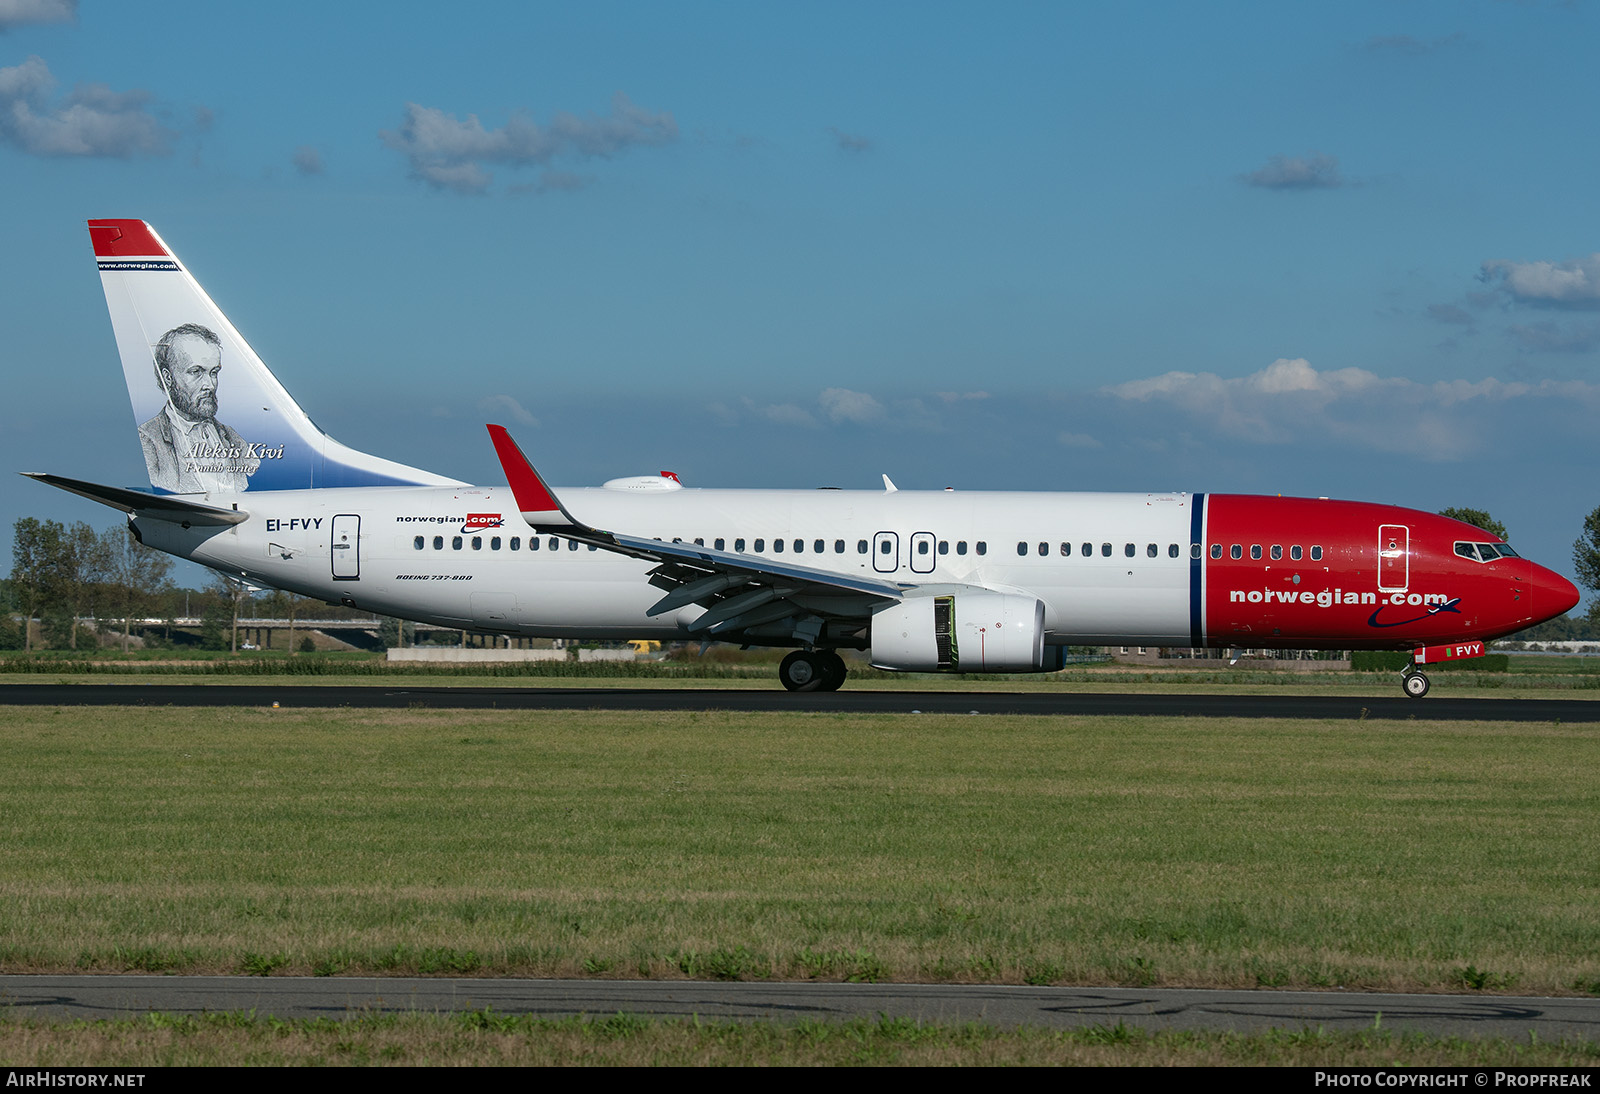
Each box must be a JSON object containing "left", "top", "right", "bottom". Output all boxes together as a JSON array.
[{"left": 24, "top": 219, "right": 1582, "bottom": 697}]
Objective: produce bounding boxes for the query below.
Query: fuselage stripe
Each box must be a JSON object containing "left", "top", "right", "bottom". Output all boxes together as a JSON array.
[{"left": 1189, "top": 492, "right": 1206, "bottom": 648}]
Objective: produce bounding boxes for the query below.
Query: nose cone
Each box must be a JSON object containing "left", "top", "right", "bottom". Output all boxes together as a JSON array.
[{"left": 1531, "top": 564, "right": 1581, "bottom": 621}]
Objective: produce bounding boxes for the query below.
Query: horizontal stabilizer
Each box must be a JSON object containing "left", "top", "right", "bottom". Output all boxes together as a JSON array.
[{"left": 21, "top": 473, "right": 247, "bottom": 526}]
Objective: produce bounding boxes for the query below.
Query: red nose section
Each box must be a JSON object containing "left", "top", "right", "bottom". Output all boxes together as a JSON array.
[{"left": 1531, "top": 564, "right": 1581, "bottom": 621}]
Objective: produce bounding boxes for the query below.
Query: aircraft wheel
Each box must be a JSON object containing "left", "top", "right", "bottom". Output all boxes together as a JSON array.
[
  {"left": 1402, "top": 669, "right": 1430, "bottom": 698},
  {"left": 817, "top": 650, "right": 848, "bottom": 692},
  {"left": 779, "top": 650, "right": 825, "bottom": 692}
]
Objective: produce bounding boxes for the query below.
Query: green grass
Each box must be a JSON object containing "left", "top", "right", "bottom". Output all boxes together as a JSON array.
[
  {"left": 3, "top": 1011, "right": 1596, "bottom": 1066},
  {"left": 2, "top": 706, "right": 1598, "bottom": 993}
]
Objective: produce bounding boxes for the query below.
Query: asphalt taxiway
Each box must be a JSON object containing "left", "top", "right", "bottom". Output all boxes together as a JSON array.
[
  {"left": 3, "top": 976, "right": 1597, "bottom": 1038},
  {"left": 1, "top": 683, "right": 1596, "bottom": 720}
]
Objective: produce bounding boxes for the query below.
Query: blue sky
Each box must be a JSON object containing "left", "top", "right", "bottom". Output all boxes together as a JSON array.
[{"left": 3, "top": 0, "right": 1599, "bottom": 601}]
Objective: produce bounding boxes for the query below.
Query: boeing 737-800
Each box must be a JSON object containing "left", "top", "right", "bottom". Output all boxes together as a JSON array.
[{"left": 25, "top": 220, "right": 1581, "bottom": 695}]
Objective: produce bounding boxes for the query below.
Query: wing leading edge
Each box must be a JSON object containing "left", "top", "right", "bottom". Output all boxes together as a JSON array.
[{"left": 485, "top": 424, "right": 902, "bottom": 645}]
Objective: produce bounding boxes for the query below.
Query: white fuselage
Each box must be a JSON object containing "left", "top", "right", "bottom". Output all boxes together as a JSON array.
[{"left": 137, "top": 484, "right": 1200, "bottom": 645}]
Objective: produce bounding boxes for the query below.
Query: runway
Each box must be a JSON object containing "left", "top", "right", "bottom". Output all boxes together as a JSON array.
[
  {"left": 3, "top": 976, "right": 1597, "bottom": 1038},
  {"left": 1, "top": 683, "right": 1597, "bottom": 720}
]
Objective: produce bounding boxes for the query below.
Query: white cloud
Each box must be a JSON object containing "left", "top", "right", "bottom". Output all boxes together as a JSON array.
[
  {"left": 381, "top": 92, "right": 677, "bottom": 195},
  {"left": 1508, "top": 321, "right": 1600, "bottom": 354},
  {"left": 1239, "top": 152, "right": 1344, "bottom": 191},
  {"left": 0, "top": 0, "right": 75, "bottom": 31},
  {"left": 820, "top": 387, "right": 883, "bottom": 424},
  {"left": 478, "top": 394, "right": 540, "bottom": 427},
  {"left": 1481, "top": 254, "right": 1600, "bottom": 309},
  {"left": 1102, "top": 357, "right": 1600, "bottom": 460},
  {"left": 829, "top": 126, "right": 872, "bottom": 152},
  {"left": 935, "top": 390, "right": 989, "bottom": 403},
  {"left": 292, "top": 145, "right": 323, "bottom": 176},
  {"left": 0, "top": 55, "right": 176, "bottom": 157}
]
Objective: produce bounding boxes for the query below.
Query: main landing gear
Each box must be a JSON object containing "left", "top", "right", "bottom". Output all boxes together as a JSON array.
[
  {"left": 1401, "top": 665, "right": 1430, "bottom": 699},
  {"left": 779, "top": 649, "right": 848, "bottom": 692}
]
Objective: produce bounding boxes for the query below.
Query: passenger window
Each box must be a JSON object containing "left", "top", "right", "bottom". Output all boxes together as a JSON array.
[
  {"left": 756, "top": 538, "right": 766, "bottom": 552},
  {"left": 1101, "top": 543, "right": 1112, "bottom": 557},
  {"left": 1147, "top": 543, "right": 1158, "bottom": 558},
  {"left": 735, "top": 538, "right": 746, "bottom": 552},
  {"left": 1038, "top": 542, "right": 1048, "bottom": 556},
  {"left": 491, "top": 537, "right": 501, "bottom": 550},
  {"left": 472, "top": 536, "right": 483, "bottom": 550},
  {"left": 453, "top": 536, "right": 463, "bottom": 550},
  {"left": 1290, "top": 545, "right": 1302, "bottom": 561},
  {"left": 529, "top": 537, "right": 539, "bottom": 551},
  {"left": 858, "top": 540, "right": 869, "bottom": 554},
  {"left": 568, "top": 539, "right": 579, "bottom": 551},
  {"left": 879, "top": 540, "right": 891, "bottom": 555},
  {"left": 834, "top": 540, "right": 845, "bottom": 553},
  {"left": 1310, "top": 546, "right": 1323, "bottom": 561},
  {"left": 715, "top": 538, "right": 725, "bottom": 551},
  {"left": 1124, "top": 543, "right": 1135, "bottom": 558},
  {"left": 1210, "top": 544, "right": 1221, "bottom": 559},
  {"left": 938, "top": 540, "right": 949, "bottom": 555},
  {"left": 1230, "top": 544, "right": 1241, "bottom": 559},
  {"left": 433, "top": 536, "right": 443, "bottom": 550},
  {"left": 413, "top": 536, "right": 424, "bottom": 550},
  {"left": 588, "top": 544, "right": 597, "bottom": 551},
  {"left": 956, "top": 541, "right": 968, "bottom": 555},
  {"left": 976, "top": 542, "right": 987, "bottom": 555},
  {"left": 1017, "top": 541, "right": 1028, "bottom": 557},
  {"left": 814, "top": 539, "right": 825, "bottom": 553},
  {"left": 694, "top": 537, "right": 704, "bottom": 546},
  {"left": 794, "top": 539, "right": 803, "bottom": 553},
  {"left": 772, "top": 538, "right": 783, "bottom": 553},
  {"left": 1082, "top": 543, "right": 1092, "bottom": 557},
  {"left": 919, "top": 540, "right": 931, "bottom": 555},
  {"left": 1270, "top": 545, "right": 1281, "bottom": 560},
  {"left": 1250, "top": 545, "right": 1261, "bottom": 560},
  {"left": 1189, "top": 544, "right": 1200, "bottom": 559},
  {"left": 510, "top": 537, "right": 520, "bottom": 550},
  {"left": 1060, "top": 542, "right": 1072, "bottom": 557},
  {"left": 1169, "top": 544, "right": 1179, "bottom": 558}
]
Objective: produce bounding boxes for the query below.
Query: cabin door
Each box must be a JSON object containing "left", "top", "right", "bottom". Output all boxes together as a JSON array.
[
  {"left": 1377, "top": 524, "right": 1408, "bottom": 593},
  {"left": 331, "top": 514, "right": 361, "bottom": 580}
]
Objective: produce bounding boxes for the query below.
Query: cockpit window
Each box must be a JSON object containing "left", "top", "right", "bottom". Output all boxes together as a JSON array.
[{"left": 1456, "top": 541, "right": 1520, "bottom": 562}]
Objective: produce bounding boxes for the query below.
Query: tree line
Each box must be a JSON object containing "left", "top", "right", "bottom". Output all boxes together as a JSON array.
[{"left": 3, "top": 518, "right": 357, "bottom": 653}]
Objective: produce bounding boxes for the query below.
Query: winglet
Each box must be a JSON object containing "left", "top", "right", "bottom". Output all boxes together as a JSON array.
[{"left": 486, "top": 424, "right": 578, "bottom": 529}]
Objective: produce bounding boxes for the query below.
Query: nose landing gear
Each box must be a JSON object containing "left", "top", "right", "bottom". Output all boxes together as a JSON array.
[
  {"left": 1401, "top": 665, "right": 1430, "bottom": 698},
  {"left": 779, "top": 649, "right": 848, "bottom": 692}
]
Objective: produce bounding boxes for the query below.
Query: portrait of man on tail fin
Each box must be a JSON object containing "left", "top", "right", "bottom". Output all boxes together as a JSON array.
[{"left": 138, "top": 323, "right": 259, "bottom": 493}]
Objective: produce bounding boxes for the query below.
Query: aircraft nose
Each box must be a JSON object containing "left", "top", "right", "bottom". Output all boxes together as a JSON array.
[{"left": 1530, "top": 564, "right": 1581, "bottom": 619}]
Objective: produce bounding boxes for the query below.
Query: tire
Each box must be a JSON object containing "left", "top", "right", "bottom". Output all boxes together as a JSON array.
[
  {"left": 817, "top": 650, "right": 848, "bottom": 692},
  {"left": 779, "top": 650, "right": 824, "bottom": 692},
  {"left": 1402, "top": 670, "right": 1430, "bottom": 698}
]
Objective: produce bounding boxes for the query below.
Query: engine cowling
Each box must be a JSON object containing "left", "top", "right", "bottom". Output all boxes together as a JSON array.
[{"left": 869, "top": 592, "right": 1046, "bottom": 673}]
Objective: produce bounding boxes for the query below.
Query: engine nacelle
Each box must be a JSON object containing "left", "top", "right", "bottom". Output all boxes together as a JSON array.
[{"left": 870, "top": 593, "right": 1046, "bottom": 673}]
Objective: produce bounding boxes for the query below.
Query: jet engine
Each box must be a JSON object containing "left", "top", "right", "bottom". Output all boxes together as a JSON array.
[{"left": 869, "top": 592, "right": 1046, "bottom": 673}]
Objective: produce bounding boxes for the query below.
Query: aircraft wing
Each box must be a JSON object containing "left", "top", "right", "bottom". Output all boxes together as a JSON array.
[{"left": 487, "top": 425, "right": 903, "bottom": 643}]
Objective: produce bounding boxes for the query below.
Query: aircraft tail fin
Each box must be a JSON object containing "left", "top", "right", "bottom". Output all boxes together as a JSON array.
[{"left": 89, "top": 219, "right": 464, "bottom": 494}]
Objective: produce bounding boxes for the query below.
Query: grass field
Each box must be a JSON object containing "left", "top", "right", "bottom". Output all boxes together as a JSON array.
[
  {"left": 4, "top": 1011, "right": 1596, "bottom": 1066},
  {"left": 2, "top": 705, "right": 1597, "bottom": 997}
]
